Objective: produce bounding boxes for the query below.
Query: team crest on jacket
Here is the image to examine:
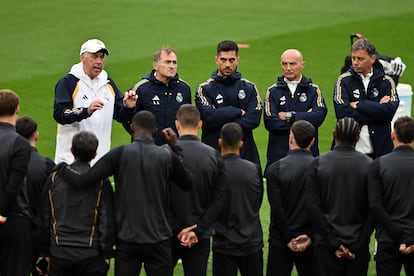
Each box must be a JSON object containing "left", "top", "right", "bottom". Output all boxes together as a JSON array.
[
  {"left": 176, "top": 92, "right": 183, "bottom": 103},
  {"left": 352, "top": 89, "right": 360, "bottom": 99},
  {"left": 216, "top": 94, "right": 224, "bottom": 104},
  {"left": 279, "top": 95, "right": 286, "bottom": 106},
  {"left": 370, "top": 88, "right": 379, "bottom": 98},
  {"left": 299, "top": 93, "right": 307, "bottom": 102},
  {"left": 238, "top": 89, "right": 246, "bottom": 100}
]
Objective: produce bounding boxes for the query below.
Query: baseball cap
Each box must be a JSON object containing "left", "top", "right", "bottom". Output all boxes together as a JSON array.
[{"left": 80, "top": 39, "right": 110, "bottom": 55}]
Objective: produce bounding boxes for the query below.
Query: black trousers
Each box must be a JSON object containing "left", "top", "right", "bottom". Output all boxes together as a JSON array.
[
  {"left": 213, "top": 249, "right": 263, "bottom": 276},
  {"left": 49, "top": 255, "right": 109, "bottom": 276},
  {"left": 375, "top": 242, "right": 414, "bottom": 276},
  {"left": 171, "top": 237, "right": 211, "bottom": 276},
  {"left": 314, "top": 245, "right": 370, "bottom": 276},
  {"left": 115, "top": 239, "right": 172, "bottom": 276},
  {"left": 0, "top": 216, "right": 32, "bottom": 276},
  {"left": 266, "top": 243, "right": 315, "bottom": 276}
]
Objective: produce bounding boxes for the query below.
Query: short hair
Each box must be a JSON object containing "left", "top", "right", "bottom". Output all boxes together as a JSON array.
[
  {"left": 154, "top": 47, "right": 176, "bottom": 62},
  {"left": 176, "top": 104, "right": 200, "bottom": 128},
  {"left": 217, "top": 40, "right": 238, "bottom": 55},
  {"left": 351, "top": 38, "right": 376, "bottom": 56},
  {"left": 16, "top": 116, "right": 37, "bottom": 139},
  {"left": 220, "top": 122, "right": 243, "bottom": 147},
  {"left": 72, "top": 131, "right": 98, "bottom": 162},
  {"left": 0, "top": 89, "right": 19, "bottom": 116},
  {"left": 131, "top": 110, "right": 157, "bottom": 131},
  {"left": 291, "top": 120, "right": 315, "bottom": 149},
  {"left": 335, "top": 117, "right": 360, "bottom": 146},
  {"left": 393, "top": 116, "right": 414, "bottom": 144}
]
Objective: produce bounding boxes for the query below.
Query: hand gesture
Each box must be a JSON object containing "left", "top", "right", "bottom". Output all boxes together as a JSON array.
[
  {"left": 162, "top": 128, "right": 178, "bottom": 148},
  {"left": 88, "top": 99, "right": 105, "bottom": 115},
  {"left": 287, "top": 234, "right": 312, "bottom": 252},
  {"left": 177, "top": 224, "right": 198, "bottom": 248},
  {"left": 335, "top": 244, "right": 355, "bottom": 260},
  {"left": 123, "top": 90, "right": 138, "bottom": 108}
]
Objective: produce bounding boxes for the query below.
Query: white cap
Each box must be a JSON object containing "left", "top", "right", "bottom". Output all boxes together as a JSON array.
[{"left": 80, "top": 39, "right": 109, "bottom": 55}]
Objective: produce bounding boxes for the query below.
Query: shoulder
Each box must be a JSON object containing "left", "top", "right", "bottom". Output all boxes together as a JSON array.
[
  {"left": 132, "top": 79, "right": 151, "bottom": 92},
  {"left": 198, "top": 77, "right": 215, "bottom": 89}
]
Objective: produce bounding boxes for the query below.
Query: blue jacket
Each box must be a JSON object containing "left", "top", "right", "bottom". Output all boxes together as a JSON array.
[
  {"left": 126, "top": 70, "right": 191, "bottom": 145},
  {"left": 333, "top": 61, "right": 399, "bottom": 158},
  {"left": 263, "top": 76, "right": 327, "bottom": 169},
  {"left": 195, "top": 71, "right": 262, "bottom": 166}
]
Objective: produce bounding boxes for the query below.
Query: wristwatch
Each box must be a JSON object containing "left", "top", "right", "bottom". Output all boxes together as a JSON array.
[{"left": 285, "top": 111, "right": 296, "bottom": 123}]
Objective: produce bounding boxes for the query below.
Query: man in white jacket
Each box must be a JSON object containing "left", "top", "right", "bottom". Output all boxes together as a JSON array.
[{"left": 53, "top": 38, "right": 137, "bottom": 164}]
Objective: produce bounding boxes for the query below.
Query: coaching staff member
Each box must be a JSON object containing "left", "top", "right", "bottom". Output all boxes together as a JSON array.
[
  {"left": 368, "top": 116, "right": 414, "bottom": 276},
  {"left": 169, "top": 104, "right": 226, "bottom": 276},
  {"left": 195, "top": 40, "right": 262, "bottom": 166},
  {"left": 307, "top": 117, "right": 374, "bottom": 276},
  {"left": 124, "top": 47, "right": 191, "bottom": 145},
  {"left": 265, "top": 120, "right": 316, "bottom": 276},
  {"left": 333, "top": 38, "right": 399, "bottom": 158},
  {"left": 0, "top": 89, "right": 32, "bottom": 276},
  {"left": 59, "top": 110, "right": 192, "bottom": 276}
]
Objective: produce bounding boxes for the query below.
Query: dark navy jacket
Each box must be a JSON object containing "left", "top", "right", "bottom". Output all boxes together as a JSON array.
[
  {"left": 195, "top": 71, "right": 262, "bottom": 166},
  {"left": 126, "top": 70, "right": 191, "bottom": 145},
  {"left": 333, "top": 61, "right": 399, "bottom": 158},
  {"left": 264, "top": 76, "right": 327, "bottom": 169}
]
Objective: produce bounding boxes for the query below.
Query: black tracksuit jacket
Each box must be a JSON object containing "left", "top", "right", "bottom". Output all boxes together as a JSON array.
[
  {"left": 61, "top": 136, "right": 192, "bottom": 244},
  {"left": 169, "top": 135, "right": 225, "bottom": 239},
  {"left": 265, "top": 149, "right": 315, "bottom": 247},
  {"left": 307, "top": 145, "right": 375, "bottom": 252},
  {"left": 368, "top": 146, "right": 414, "bottom": 245},
  {"left": 213, "top": 154, "right": 263, "bottom": 257}
]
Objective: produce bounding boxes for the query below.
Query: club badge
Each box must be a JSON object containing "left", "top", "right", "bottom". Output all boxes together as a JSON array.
[
  {"left": 299, "top": 93, "right": 307, "bottom": 102},
  {"left": 352, "top": 89, "right": 360, "bottom": 99},
  {"left": 238, "top": 89, "right": 246, "bottom": 100},
  {"left": 370, "top": 88, "right": 379, "bottom": 98},
  {"left": 176, "top": 92, "right": 183, "bottom": 103}
]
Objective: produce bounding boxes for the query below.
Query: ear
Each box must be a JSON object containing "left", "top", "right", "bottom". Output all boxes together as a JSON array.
[
  {"left": 391, "top": 130, "right": 396, "bottom": 141},
  {"left": 151, "top": 127, "right": 158, "bottom": 137},
  {"left": 218, "top": 138, "right": 222, "bottom": 146},
  {"left": 309, "top": 137, "right": 315, "bottom": 147},
  {"left": 175, "top": 120, "right": 180, "bottom": 130},
  {"left": 153, "top": 61, "right": 158, "bottom": 70},
  {"left": 197, "top": 120, "right": 203, "bottom": 129},
  {"left": 239, "top": 140, "right": 244, "bottom": 149},
  {"left": 33, "top": 130, "right": 40, "bottom": 142}
]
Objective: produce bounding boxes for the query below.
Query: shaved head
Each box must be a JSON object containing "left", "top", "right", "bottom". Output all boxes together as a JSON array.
[{"left": 280, "top": 49, "right": 305, "bottom": 81}]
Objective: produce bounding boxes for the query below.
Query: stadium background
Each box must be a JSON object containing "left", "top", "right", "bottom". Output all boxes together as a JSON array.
[{"left": 1, "top": 0, "right": 413, "bottom": 274}]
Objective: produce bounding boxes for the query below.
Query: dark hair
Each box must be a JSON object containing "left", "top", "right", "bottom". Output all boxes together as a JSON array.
[
  {"left": 291, "top": 120, "right": 315, "bottom": 149},
  {"left": 220, "top": 122, "right": 243, "bottom": 147},
  {"left": 16, "top": 116, "right": 37, "bottom": 139},
  {"left": 154, "top": 47, "right": 176, "bottom": 62},
  {"left": 176, "top": 104, "right": 200, "bottom": 128},
  {"left": 393, "top": 116, "right": 414, "bottom": 144},
  {"left": 72, "top": 131, "right": 98, "bottom": 162},
  {"left": 335, "top": 117, "right": 360, "bottom": 146},
  {"left": 131, "top": 110, "right": 157, "bottom": 131},
  {"left": 217, "top": 40, "right": 238, "bottom": 55},
  {"left": 351, "top": 38, "right": 376, "bottom": 56},
  {"left": 0, "top": 89, "right": 19, "bottom": 116}
]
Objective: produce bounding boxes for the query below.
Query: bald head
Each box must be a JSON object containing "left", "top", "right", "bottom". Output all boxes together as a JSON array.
[{"left": 280, "top": 49, "right": 305, "bottom": 81}]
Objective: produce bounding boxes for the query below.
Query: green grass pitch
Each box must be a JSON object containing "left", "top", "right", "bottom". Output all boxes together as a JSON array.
[{"left": 1, "top": 0, "right": 413, "bottom": 275}]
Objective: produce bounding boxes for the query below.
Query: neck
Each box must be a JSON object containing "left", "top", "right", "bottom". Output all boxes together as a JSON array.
[
  {"left": 0, "top": 115, "right": 17, "bottom": 126},
  {"left": 221, "top": 147, "right": 239, "bottom": 156},
  {"left": 178, "top": 128, "right": 198, "bottom": 136},
  {"left": 154, "top": 72, "right": 170, "bottom": 85}
]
